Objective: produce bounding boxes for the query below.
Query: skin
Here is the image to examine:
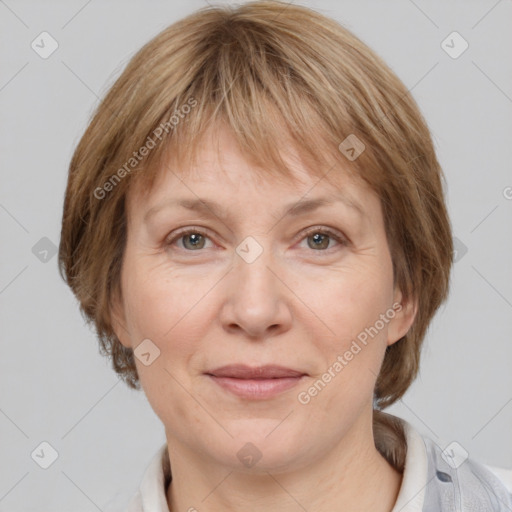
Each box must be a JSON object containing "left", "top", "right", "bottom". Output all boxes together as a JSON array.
[{"left": 112, "top": 123, "right": 417, "bottom": 512}]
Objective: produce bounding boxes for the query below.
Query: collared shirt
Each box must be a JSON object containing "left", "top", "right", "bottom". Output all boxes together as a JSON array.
[{"left": 126, "top": 414, "right": 512, "bottom": 511}]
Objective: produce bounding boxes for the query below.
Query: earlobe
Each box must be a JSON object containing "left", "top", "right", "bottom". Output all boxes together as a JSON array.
[{"left": 387, "top": 290, "right": 418, "bottom": 346}]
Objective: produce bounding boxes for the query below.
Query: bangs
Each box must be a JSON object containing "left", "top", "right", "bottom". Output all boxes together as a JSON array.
[{"left": 123, "top": 13, "right": 360, "bottom": 197}]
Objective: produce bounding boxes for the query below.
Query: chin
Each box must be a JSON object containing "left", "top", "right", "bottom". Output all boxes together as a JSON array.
[{"left": 209, "top": 425, "right": 305, "bottom": 468}]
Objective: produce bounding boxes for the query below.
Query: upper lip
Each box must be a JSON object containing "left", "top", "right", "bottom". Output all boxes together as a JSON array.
[{"left": 206, "top": 364, "right": 307, "bottom": 379}]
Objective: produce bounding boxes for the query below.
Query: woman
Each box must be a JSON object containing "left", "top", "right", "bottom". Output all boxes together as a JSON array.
[{"left": 58, "top": 1, "right": 512, "bottom": 510}]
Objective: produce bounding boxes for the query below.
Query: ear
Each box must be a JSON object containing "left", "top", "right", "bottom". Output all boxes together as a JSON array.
[
  {"left": 387, "top": 287, "right": 418, "bottom": 346},
  {"left": 109, "top": 287, "right": 132, "bottom": 349}
]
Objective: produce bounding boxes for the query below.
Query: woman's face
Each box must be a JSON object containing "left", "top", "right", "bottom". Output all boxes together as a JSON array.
[{"left": 113, "top": 124, "right": 415, "bottom": 472}]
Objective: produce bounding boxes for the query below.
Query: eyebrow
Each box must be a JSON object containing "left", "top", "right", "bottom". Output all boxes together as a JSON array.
[{"left": 143, "top": 194, "right": 365, "bottom": 224}]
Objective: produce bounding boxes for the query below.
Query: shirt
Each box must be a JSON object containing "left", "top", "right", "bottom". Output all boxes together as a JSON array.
[{"left": 126, "top": 413, "right": 512, "bottom": 511}]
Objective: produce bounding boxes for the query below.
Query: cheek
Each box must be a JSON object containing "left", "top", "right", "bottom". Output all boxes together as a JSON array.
[
  {"left": 121, "top": 262, "right": 220, "bottom": 391},
  {"left": 310, "top": 263, "right": 393, "bottom": 341},
  {"left": 306, "top": 257, "right": 394, "bottom": 392},
  {"left": 307, "top": 281, "right": 392, "bottom": 420},
  {"left": 123, "top": 266, "right": 214, "bottom": 421},
  {"left": 122, "top": 261, "right": 210, "bottom": 340}
]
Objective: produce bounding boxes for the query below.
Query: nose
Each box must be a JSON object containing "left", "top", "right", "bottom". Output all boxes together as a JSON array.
[{"left": 219, "top": 245, "right": 293, "bottom": 339}]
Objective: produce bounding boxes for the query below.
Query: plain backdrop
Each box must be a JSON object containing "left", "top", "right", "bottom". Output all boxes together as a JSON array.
[{"left": 1, "top": 0, "right": 511, "bottom": 510}]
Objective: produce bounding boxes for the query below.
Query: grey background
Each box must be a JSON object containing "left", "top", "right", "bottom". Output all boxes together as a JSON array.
[{"left": 1, "top": 0, "right": 511, "bottom": 510}]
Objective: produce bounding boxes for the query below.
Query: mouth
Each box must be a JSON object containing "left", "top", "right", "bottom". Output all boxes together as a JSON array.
[{"left": 204, "top": 364, "right": 308, "bottom": 400}]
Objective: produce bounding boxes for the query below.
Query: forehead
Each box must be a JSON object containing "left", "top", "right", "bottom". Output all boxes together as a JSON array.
[{"left": 129, "top": 123, "right": 370, "bottom": 209}]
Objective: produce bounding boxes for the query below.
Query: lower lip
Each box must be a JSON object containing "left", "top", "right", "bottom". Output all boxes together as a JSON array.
[{"left": 207, "top": 375, "right": 305, "bottom": 399}]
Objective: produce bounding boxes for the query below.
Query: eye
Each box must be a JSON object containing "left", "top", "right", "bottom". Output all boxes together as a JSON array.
[
  {"left": 299, "top": 227, "right": 348, "bottom": 252},
  {"left": 165, "top": 228, "right": 213, "bottom": 251},
  {"left": 164, "top": 226, "right": 348, "bottom": 253}
]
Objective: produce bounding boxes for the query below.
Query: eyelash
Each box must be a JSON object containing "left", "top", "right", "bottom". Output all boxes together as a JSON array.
[{"left": 164, "top": 226, "right": 348, "bottom": 254}]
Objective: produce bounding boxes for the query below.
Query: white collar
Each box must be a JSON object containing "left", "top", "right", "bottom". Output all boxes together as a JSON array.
[{"left": 390, "top": 417, "right": 429, "bottom": 511}]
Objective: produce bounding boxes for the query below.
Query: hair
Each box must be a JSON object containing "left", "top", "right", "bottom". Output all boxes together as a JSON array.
[{"left": 58, "top": 1, "right": 453, "bottom": 422}]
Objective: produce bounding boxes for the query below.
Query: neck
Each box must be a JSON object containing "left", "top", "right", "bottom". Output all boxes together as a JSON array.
[{"left": 165, "top": 410, "right": 403, "bottom": 512}]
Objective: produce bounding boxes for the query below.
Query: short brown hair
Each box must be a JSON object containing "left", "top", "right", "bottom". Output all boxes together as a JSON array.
[{"left": 58, "top": 0, "right": 453, "bottom": 409}]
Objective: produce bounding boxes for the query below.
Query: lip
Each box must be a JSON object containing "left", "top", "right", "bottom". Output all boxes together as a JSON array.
[
  {"left": 206, "top": 364, "right": 306, "bottom": 379},
  {"left": 205, "top": 365, "right": 307, "bottom": 400}
]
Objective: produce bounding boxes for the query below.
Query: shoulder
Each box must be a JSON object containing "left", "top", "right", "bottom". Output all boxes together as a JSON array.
[
  {"left": 376, "top": 412, "right": 512, "bottom": 512},
  {"left": 421, "top": 435, "right": 512, "bottom": 511},
  {"left": 485, "top": 466, "right": 512, "bottom": 494}
]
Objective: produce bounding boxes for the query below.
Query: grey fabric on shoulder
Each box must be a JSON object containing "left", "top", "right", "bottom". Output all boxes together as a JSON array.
[{"left": 422, "top": 436, "right": 512, "bottom": 511}]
